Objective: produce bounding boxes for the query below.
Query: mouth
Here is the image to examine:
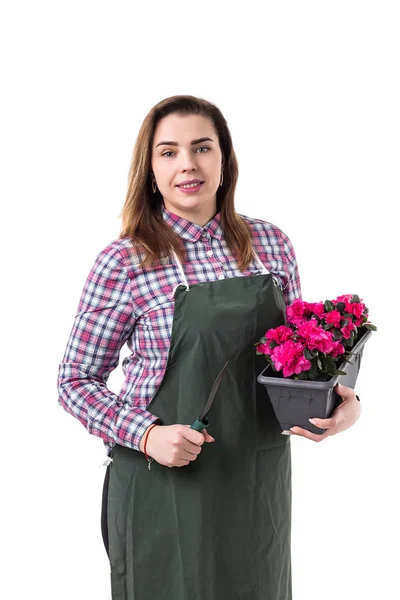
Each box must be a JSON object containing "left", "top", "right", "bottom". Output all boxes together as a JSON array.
[
  {"left": 176, "top": 179, "right": 204, "bottom": 188},
  {"left": 176, "top": 180, "right": 204, "bottom": 193}
]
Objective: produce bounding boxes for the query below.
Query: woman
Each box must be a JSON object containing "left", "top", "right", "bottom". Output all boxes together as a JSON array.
[{"left": 57, "top": 95, "right": 361, "bottom": 599}]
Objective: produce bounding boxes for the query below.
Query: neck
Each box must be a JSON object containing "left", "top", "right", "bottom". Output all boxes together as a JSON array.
[{"left": 163, "top": 202, "right": 217, "bottom": 226}]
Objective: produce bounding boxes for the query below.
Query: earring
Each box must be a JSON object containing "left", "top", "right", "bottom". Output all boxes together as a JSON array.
[
  {"left": 152, "top": 180, "right": 157, "bottom": 194},
  {"left": 219, "top": 170, "right": 224, "bottom": 187}
]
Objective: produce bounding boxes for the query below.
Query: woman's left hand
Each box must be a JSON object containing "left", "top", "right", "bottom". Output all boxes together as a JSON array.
[{"left": 289, "top": 383, "right": 362, "bottom": 442}]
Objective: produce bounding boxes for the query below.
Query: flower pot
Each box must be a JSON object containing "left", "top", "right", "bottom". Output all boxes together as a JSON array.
[{"left": 257, "top": 328, "right": 372, "bottom": 435}]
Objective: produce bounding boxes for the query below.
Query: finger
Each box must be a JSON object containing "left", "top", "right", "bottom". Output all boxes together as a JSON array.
[
  {"left": 181, "top": 425, "right": 206, "bottom": 445},
  {"left": 180, "top": 446, "right": 201, "bottom": 459},
  {"left": 202, "top": 428, "right": 215, "bottom": 442},
  {"left": 181, "top": 424, "right": 215, "bottom": 443},
  {"left": 335, "top": 383, "right": 354, "bottom": 399},
  {"left": 290, "top": 426, "right": 329, "bottom": 442},
  {"left": 308, "top": 417, "right": 337, "bottom": 429}
]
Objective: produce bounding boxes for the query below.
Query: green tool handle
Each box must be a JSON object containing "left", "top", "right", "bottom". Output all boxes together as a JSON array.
[{"left": 190, "top": 417, "right": 210, "bottom": 432}]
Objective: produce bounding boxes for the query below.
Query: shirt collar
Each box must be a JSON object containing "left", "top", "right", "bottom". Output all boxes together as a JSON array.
[{"left": 161, "top": 205, "right": 224, "bottom": 242}]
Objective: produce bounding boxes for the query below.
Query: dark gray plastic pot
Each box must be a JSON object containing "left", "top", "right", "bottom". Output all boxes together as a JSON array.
[{"left": 257, "top": 328, "right": 372, "bottom": 435}]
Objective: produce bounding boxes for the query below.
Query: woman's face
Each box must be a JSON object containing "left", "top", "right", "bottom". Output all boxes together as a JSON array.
[{"left": 151, "top": 113, "right": 223, "bottom": 225}]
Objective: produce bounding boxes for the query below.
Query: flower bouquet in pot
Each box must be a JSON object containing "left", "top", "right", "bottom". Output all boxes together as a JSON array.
[{"left": 256, "top": 294, "right": 377, "bottom": 435}]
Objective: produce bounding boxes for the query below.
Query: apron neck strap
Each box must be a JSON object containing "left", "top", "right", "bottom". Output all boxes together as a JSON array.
[
  {"left": 252, "top": 249, "right": 270, "bottom": 274},
  {"left": 170, "top": 248, "right": 190, "bottom": 290},
  {"left": 170, "top": 247, "right": 271, "bottom": 290}
]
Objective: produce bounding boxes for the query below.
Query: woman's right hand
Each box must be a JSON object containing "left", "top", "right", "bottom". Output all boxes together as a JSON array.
[{"left": 140, "top": 424, "right": 215, "bottom": 468}]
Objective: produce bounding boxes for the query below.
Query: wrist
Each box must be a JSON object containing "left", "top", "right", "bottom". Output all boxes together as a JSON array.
[{"left": 139, "top": 422, "right": 160, "bottom": 453}]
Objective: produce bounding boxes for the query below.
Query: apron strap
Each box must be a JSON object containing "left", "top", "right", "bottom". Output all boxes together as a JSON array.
[
  {"left": 170, "top": 249, "right": 190, "bottom": 296},
  {"left": 170, "top": 246, "right": 281, "bottom": 296},
  {"left": 252, "top": 249, "right": 270, "bottom": 274},
  {"left": 253, "top": 249, "right": 284, "bottom": 289}
]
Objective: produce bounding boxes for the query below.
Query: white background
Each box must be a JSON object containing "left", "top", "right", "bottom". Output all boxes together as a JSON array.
[{"left": 1, "top": 1, "right": 399, "bottom": 599}]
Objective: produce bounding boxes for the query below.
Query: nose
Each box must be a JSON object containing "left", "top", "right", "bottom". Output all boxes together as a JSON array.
[{"left": 179, "top": 149, "right": 197, "bottom": 172}]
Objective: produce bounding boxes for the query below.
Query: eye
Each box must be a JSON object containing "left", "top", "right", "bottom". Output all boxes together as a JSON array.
[
  {"left": 196, "top": 146, "right": 210, "bottom": 153},
  {"left": 161, "top": 146, "right": 210, "bottom": 158}
]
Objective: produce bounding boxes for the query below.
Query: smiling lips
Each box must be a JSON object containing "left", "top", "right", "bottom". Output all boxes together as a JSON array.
[
  {"left": 177, "top": 179, "right": 204, "bottom": 188},
  {"left": 177, "top": 180, "right": 204, "bottom": 193}
]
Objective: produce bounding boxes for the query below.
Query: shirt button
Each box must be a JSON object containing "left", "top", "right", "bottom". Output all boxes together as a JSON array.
[
  {"left": 207, "top": 250, "right": 213, "bottom": 257},
  {"left": 218, "top": 273, "right": 224, "bottom": 280}
]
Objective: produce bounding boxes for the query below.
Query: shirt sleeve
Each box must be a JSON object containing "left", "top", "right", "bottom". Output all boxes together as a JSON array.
[
  {"left": 57, "top": 243, "right": 161, "bottom": 452},
  {"left": 278, "top": 228, "right": 302, "bottom": 305}
]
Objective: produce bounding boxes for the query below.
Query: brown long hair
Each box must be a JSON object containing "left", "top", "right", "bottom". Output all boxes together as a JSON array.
[{"left": 119, "top": 95, "right": 254, "bottom": 270}]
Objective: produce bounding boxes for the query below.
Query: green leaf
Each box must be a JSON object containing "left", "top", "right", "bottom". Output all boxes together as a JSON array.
[
  {"left": 309, "top": 366, "right": 320, "bottom": 381},
  {"left": 297, "top": 371, "right": 309, "bottom": 380},
  {"left": 317, "top": 357, "right": 323, "bottom": 370},
  {"left": 351, "top": 294, "right": 360, "bottom": 303},
  {"left": 324, "top": 300, "right": 334, "bottom": 312},
  {"left": 336, "top": 302, "right": 345, "bottom": 313},
  {"left": 334, "top": 369, "right": 348, "bottom": 376},
  {"left": 333, "top": 328, "right": 342, "bottom": 341},
  {"left": 259, "top": 336, "right": 267, "bottom": 344},
  {"left": 325, "top": 357, "right": 337, "bottom": 371},
  {"left": 364, "top": 323, "right": 377, "bottom": 331},
  {"left": 318, "top": 373, "right": 331, "bottom": 382},
  {"left": 304, "top": 348, "right": 314, "bottom": 361},
  {"left": 269, "top": 340, "right": 279, "bottom": 348},
  {"left": 340, "top": 355, "right": 355, "bottom": 364}
]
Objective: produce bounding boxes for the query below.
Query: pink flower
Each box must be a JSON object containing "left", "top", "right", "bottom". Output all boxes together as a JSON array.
[
  {"left": 333, "top": 294, "right": 355, "bottom": 313},
  {"left": 331, "top": 341, "right": 345, "bottom": 358},
  {"left": 323, "top": 310, "right": 342, "bottom": 328},
  {"left": 351, "top": 302, "right": 365, "bottom": 318},
  {"left": 314, "top": 336, "right": 335, "bottom": 354},
  {"left": 334, "top": 294, "right": 353, "bottom": 304},
  {"left": 288, "top": 316, "right": 308, "bottom": 327},
  {"left": 256, "top": 342, "right": 272, "bottom": 355},
  {"left": 354, "top": 316, "right": 365, "bottom": 327},
  {"left": 341, "top": 321, "right": 355, "bottom": 339},
  {"left": 309, "top": 302, "right": 325, "bottom": 318},
  {"left": 271, "top": 340, "right": 311, "bottom": 377},
  {"left": 296, "top": 320, "right": 335, "bottom": 354},
  {"left": 265, "top": 325, "right": 293, "bottom": 344},
  {"left": 286, "top": 299, "right": 312, "bottom": 323}
]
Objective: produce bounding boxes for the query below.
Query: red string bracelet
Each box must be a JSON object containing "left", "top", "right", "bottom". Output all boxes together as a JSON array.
[{"left": 144, "top": 423, "right": 159, "bottom": 470}]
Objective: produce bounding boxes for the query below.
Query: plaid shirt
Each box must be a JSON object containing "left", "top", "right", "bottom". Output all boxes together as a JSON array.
[{"left": 57, "top": 207, "right": 302, "bottom": 454}]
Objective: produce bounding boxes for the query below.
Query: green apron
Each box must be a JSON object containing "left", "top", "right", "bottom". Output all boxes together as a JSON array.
[{"left": 106, "top": 250, "right": 292, "bottom": 599}]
